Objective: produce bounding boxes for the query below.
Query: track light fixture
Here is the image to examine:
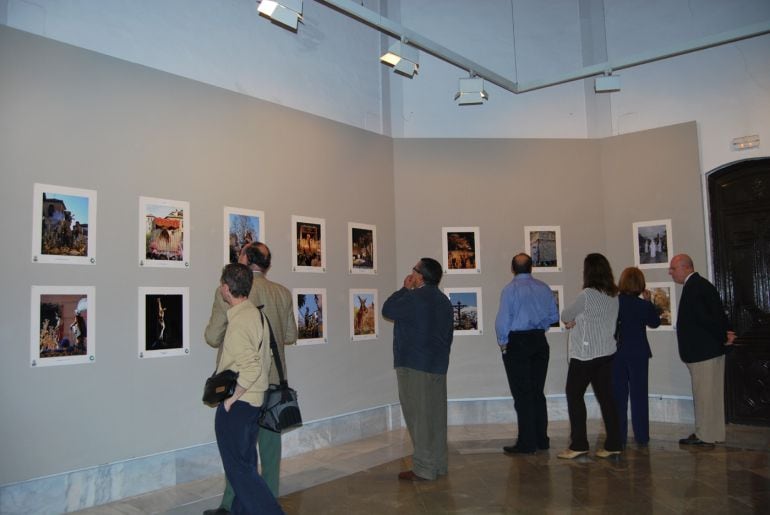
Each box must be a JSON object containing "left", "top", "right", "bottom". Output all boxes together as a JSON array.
[
  {"left": 455, "top": 75, "right": 488, "bottom": 106},
  {"left": 594, "top": 72, "right": 621, "bottom": 93},
  {"left": 380, "top": 40, "right": 419, "bottom": 78},
  {"left": 257, "top": 0, "right": 303, "bottom": 31}
]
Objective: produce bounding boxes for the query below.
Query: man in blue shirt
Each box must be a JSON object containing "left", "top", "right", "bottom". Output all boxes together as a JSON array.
[
  {"left": 383, "top": 257, "right": 454, "bottom": 481},
  {"left": 495, "top": 253, "right": 559, "bottom": 454}
]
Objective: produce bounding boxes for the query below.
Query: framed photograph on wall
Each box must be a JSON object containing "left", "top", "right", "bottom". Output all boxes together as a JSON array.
[
  {"left": 294, "top": 288, "right": 327, "bottom": 345},
  {"left": 549, "top": 285, "right": 565, "bottom": 332},
  {"left": 30, "top": 285, "right": 95, "bottom": 367},
  {"left": 442, "top": 227, "right": 481, "bottom": 274},
  {"left": 443, "top": 287, "right": 483, "bottom": 335},
  {"left": 224, "top": 207, "right": 264, "bottom": 265},
  {"left": 348, "top": 222, "right": 377, "bottom": 274},
  {"left": 138, "top": 287, "right": 189, "bottom": 358},
  {"left": 32, "top": 183, "right": 97, "bottom": 265},
  {"left": 525, "top": 226, "right": 562, "bottom": 272},
  {"left": 647, "top": 282, "right": 676, "bottom": 330},
  {"left": 350, "top": 289, "right": 378, "bottom": 341},
  {"left": 633, "top": 219, "right": 673, "bottom": 269},
  {"left": 292, "top": 215, "right": 326, "bottom": 273},
  {"left": 139, "top": 196, "right": 190, "bottom": 268}
]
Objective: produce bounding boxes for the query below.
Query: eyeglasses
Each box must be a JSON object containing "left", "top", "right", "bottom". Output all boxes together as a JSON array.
[{"left": 412, "top": 267, "right": 422, "bottom": 275}]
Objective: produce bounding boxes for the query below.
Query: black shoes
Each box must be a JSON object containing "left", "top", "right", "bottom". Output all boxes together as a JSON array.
[
  {"left": 679, "top": 433, "right": 715, "bottom": 447},
  {"left": 503, "top": 445, "right": 536, "bottom": 455}
]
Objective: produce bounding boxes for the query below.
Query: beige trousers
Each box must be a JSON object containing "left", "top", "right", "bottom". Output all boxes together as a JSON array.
[{"left": 686, "top": 355, "right": 726, "bottom": 443}]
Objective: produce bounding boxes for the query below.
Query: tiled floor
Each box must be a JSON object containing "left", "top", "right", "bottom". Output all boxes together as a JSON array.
[{"left": 75, "top": 421, "right": 770, "bottom": 514}]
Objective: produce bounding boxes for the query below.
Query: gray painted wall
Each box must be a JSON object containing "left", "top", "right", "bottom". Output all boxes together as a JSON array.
[
  {"left": 392, "top": 122, "right": 702, "bottom": 400},
  {"left": 0, "top": 26, "right": 396, "bottom": 485}
]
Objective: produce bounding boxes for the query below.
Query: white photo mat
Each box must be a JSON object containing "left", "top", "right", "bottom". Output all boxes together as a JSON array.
[
  {"left": 138, "top": 287, "right": 190, "bottom": 358},
  {"left": 647, "top": 281, "right": 676, "bottom": 330},
  {"left": 348, "top": 222, "right": 377, "bottom": 275},
  {"left": 443, "top": 287, "right": 483, "bottom": 335},
  {"left": 633, "top": 219, "right": 673, "bottom": 270},
  {"left": 549, "top": 285, "right": 565, "bottom": 332},
  {"left": 442, "top": 226, "right": 481, "bottom": 274},
  {"left": 139, "top": 196, "right": 190, "bottom": 268},
  {"left": 32, "top": 183, "right": 97, "bottom": 265},
  {"left": 292, "top": 215, "right": 326, "bottom": 273},
  {"left": 294, "top": 288, "right": 327, "bottom": 345},
  {"left": 349, "top": 288, "right": 378, "bottom": 341},
  {"left": 525, "top": 225, "right": 562, "bottom": 273},
  {"left": 31, "top": 285, "right": 95, "bottom": 367},
  {"left": 224, "top": 207, "right": 265, "bottom": 265}
]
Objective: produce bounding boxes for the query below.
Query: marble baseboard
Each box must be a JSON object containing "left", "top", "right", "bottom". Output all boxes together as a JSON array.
[{"left": 0, "top": 395, "right": 693, "bottom": 514}]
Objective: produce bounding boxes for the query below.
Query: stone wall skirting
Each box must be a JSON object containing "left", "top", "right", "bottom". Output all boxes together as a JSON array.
[{"left": 0, "top": 395, "right": 693, "bottom": 514}]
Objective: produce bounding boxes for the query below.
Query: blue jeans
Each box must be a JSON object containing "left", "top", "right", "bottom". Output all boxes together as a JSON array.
[{"left": 215, "top": 401, "right": 283, "bottom": 515}]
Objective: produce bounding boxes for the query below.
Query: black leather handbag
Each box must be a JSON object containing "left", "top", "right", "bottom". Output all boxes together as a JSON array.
[
  {"left": 202, "top": 369, "right": 239, "bottom": 406},
  {"left": 259, "top": 310, "right": 302, "bottom": 433}
]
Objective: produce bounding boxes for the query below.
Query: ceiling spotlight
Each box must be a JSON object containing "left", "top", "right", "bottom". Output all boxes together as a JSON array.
[
  {"left": 455, "top": 76, "right": 488, "bottom": 106},
  {"left": 380, "top": 41, "right": 419, "bottom": 78},
  {"left": 257, "top": 0, "right": 303, "bottom": 31},
  {"left": 594, "top": 73, "right": 621, "bottom": 93}
]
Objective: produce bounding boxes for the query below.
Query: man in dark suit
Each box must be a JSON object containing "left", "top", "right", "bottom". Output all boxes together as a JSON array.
[{"left": 669, "top": 254, "right": 735, "bottom": 446}]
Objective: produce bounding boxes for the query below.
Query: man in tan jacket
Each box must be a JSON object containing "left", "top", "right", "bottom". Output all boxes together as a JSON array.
[{"left": 205, "top": 243, "right": 297, "bottom": 514}]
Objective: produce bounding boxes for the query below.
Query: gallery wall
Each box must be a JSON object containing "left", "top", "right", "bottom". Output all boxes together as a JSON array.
[
  {"left": 1, "top": 24, "right": 706, "bottom": 488},
  {"left": 0, "top": 26, "right": 397, "bottom": 485},
  {"left": 392, "top": 121, "right": 703, "bottom": 400}
]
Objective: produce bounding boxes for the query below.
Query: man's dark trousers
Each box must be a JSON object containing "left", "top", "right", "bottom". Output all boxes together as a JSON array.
[{"left": 502, "top": 330, "right": 550, "bottom": 451}]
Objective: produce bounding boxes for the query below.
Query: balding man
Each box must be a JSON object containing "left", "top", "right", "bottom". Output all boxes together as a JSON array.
[{"left": 669, "top": 254, "right": 735, "bottom": 447}]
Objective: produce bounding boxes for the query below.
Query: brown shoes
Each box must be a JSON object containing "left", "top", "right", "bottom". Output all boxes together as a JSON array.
[{"left": 398, "top": 470, "right": 428, "bottom": 481}]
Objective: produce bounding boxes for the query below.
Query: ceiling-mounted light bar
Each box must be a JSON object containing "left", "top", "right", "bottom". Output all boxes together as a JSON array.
[
  {"left": 380, "top": 41, "right": 419, "bottom": 78},
  {"left": 257, "top": 0, "right": 303, "bottom": 31},
  {"left": 317, "top": 0, "right": 770, "bottom": 95}
]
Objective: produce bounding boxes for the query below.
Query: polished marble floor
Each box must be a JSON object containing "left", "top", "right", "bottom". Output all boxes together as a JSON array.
[{"left": 75, "top": 421, "right": 770, "bottom": 514}]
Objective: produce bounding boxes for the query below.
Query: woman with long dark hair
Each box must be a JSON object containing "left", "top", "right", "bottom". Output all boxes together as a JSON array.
[
  {"left": 613, "top": 267, "right": 661, "bottom": 447},
  {"left": 559, "top": 253, "right": 622, "bottom": 459}
]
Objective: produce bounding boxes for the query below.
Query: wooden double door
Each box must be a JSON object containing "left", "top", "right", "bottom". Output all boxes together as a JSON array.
[{"left": 709, "top": 157, "right": 770, "bottom": 426}]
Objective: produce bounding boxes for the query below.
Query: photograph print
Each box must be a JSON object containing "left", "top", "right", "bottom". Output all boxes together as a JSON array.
[
  {"left": 138, "top": 287, "right": 189, "bottom": 358},
  {"left": 442, "top": 227, "right": 481, "bottom": 274},
  {"left": 31, "top": 285, "right": 95, "bottom": 367},
  {"left": 292, "top": 215, "right": 326, "bottom": 272},
  {"left": 525, "top": 226, "right": 562, "bottom": 272},
  {"left": 633, "top": 219, "right": 673, "bottom": 269},
  {"left": 32, "top": 183, "right": 97, "bottom": 265},
  {"left": 549, "top": 285, "right": 565, "bottom": 331},
  {"left": 139, "top": 196, "right": 190, "bottom": 268},
  {"left": 294, "top": 288, "right": 327, "bottom": 345},
  {"left": 224, "top": 207, "right": 265, "bottom": 264},
  {"left": 350, "top": 289, "right": 378, "bottom": 341},
  {"left": 443, "top": 287, "right": 483, "bottom": 335},
  {"left": 348, "top": 222, "right": 377, "bottom": 274},
  {"left": 646, "top": 282, "right": 676, "bottom": 330}
]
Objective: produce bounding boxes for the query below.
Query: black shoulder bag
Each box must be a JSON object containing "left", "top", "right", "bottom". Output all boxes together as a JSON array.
[{"left": 258, "top": 308, "right": 303, "bottom": 433}]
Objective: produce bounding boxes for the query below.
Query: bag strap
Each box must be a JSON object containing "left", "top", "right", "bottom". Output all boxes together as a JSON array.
[{"left": 257, "top": 306, "right": 287, "bottom": 387}]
